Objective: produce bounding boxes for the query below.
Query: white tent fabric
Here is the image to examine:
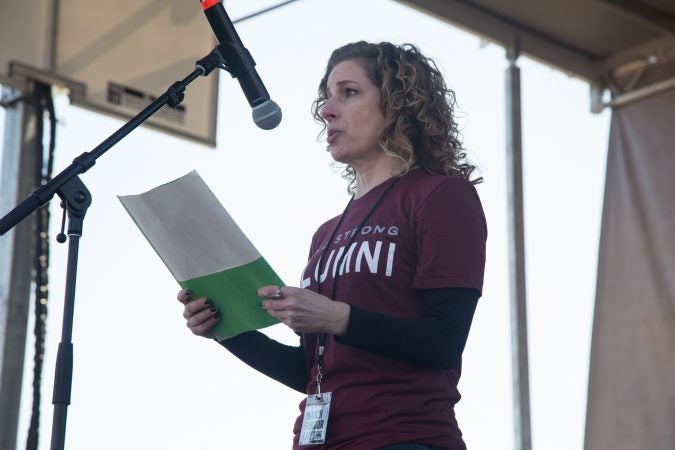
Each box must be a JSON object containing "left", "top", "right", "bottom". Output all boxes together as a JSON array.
[{"left": 585, "top": 89, "right": 675, "bottom": 450}]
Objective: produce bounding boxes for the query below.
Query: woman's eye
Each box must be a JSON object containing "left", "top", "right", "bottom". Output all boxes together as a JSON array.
[{"left": 345, "top": 88, "right": 357, "bottom": 97}]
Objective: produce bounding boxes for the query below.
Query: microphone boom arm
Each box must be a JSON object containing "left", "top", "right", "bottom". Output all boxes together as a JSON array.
[{"left": 0, "top": 47, "right": 227, "bottom": 235}]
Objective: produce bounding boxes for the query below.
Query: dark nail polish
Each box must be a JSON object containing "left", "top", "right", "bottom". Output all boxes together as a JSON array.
[
  {"left": 209, "top": 306, "right": 217, "bottom": 313},
  {"left": 213, "top": 312, "right": 221, "bottom": 319},
  {"left": 205, "top": 299, "right": 213, "bottom": 306}
]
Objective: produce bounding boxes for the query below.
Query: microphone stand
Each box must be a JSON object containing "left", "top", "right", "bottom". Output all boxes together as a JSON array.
[{"left": 0, "top": 45, "right": 227, "bottom": 450}]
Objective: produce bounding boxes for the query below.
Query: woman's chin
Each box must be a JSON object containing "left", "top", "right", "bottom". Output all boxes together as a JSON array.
[{"left": 328, "top": 146, "right": 348, "bottom": 164}]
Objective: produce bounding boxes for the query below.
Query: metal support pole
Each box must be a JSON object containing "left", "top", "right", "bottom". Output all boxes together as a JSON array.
[
  {"left": 0, "top": 84, "right": 39, "bottom": 450},
  {"left": 505, "top": 51, "right": 532, "bottom": 450}
]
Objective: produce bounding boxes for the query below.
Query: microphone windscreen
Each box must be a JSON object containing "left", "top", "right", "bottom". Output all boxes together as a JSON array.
[{"left": 252, "top": 100, "right": 282, "bottom": 130}]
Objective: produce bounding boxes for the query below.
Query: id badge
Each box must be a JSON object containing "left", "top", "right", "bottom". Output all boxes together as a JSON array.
[{"left": 299, "top": 392, "right": 332, "bottom": 446}]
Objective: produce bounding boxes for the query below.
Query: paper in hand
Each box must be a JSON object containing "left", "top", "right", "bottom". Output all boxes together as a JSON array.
[{"left": 118, "top": 170, "right": 282, "bottom": 340}]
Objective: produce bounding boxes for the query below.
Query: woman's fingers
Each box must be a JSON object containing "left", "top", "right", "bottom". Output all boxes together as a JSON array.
[
  {"left": 176, "top": 289, "right": 193, "bottom": 304},
  {"left": 257, "top": 285, "right": 286, "bottom": 300},
  {"left": 185, "top": 300, "right": 215, "bottom": 321},
  {"left": 258, "top": 287, "right": 348, "bottom": 335},
  {"left": 187, "top": 308, "right": 220, "bottom": 335},
  {"left": 177, "top": 290, "right": 220, "bottom": 338}
]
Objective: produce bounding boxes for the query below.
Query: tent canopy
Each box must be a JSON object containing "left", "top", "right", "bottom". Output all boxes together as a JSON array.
[{"left": 397, "top": 0, "right": 675, "bottom": 108}]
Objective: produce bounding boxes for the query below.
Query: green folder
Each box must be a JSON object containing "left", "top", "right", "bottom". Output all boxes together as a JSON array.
[{"left": 118, "top": 170, "right": 281, "bottom": 340}]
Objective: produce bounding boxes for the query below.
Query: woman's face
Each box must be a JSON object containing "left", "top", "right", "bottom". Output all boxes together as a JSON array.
[{"left": 320, "top": 59, "right": 387, "bottom": 168}]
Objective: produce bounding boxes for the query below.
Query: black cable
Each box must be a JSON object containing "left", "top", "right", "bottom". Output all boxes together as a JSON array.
[{"left": 25, "top": 81, "right": 56, "bottom": 450}]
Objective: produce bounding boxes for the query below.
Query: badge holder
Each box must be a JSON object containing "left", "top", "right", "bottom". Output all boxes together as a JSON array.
[{"left": 299, "top": 346, "right": 331, "bottom": 445}]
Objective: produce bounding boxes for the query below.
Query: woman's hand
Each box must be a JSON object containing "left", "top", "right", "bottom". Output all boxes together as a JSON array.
[
  {"left": 258, "top": 286, "right": 350, "bottom": 336},
  {"left": 177, "top": 289, "right": 220, "bottom": 339}
]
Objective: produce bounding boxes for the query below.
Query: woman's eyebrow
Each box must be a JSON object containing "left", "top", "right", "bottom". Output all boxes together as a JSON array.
[{"left": 334, "top": 79, "right": 360, "bottom": 86}]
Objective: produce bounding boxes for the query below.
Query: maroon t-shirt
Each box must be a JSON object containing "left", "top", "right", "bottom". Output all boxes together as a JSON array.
[{"left": 293, "top": 169, "right": 487, "bottom": 450}]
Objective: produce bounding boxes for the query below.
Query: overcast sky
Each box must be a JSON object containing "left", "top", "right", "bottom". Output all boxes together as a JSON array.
[{"left": 1, "top": 1, "right": 610, "bottom": 449}]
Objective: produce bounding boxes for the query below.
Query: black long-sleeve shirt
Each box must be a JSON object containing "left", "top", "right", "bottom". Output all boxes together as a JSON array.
[{"left": 220, "top": 287, "right": 479, "bottom": 393}]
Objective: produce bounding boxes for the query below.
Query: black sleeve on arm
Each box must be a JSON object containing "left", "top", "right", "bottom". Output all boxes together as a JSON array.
[
  {"left": 219, "top": 331, "right": 308, "bottom": 393},
  {"left": 335, "top": 287, "right": 479, "bottom": 369}
]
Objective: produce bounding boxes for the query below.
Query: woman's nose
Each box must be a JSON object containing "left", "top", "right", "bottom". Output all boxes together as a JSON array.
[{"left": 320, "top": 98, "right": 337, "bottom": 121}]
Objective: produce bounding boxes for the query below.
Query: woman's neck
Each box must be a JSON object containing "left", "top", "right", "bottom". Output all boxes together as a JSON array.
[{"left": 353, "top": 158, "right": 406, "bottom": 198}]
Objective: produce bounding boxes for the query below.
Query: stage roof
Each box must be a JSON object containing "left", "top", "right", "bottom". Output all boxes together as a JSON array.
[{"left": 396, "top": 0, "right": 675, "bottom": 109}]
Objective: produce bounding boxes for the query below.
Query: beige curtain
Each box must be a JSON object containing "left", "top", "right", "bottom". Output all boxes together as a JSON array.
[{"left": 585, "top": 88, "right": 675, "bottom": 450}]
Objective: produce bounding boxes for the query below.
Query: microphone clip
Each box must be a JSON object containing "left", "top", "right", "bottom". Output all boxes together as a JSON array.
[
  {"left": 196, "top": 42, "right": 253, "bottom": 80},
  {"left": 214, "top": 42, "right": 255, "bottom": 79},
  {"left": 195, "top": 45, "right": 227, "bottom": 77}
]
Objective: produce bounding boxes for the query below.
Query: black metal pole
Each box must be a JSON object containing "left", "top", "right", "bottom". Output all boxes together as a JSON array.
[{"left": 49, "top": 175, "right": 89, "bottom": 450}]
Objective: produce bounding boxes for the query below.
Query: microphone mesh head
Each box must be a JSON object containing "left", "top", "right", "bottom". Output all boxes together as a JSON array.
[{"left": 252, "top": 100, "right": 282, "bottom": 130}]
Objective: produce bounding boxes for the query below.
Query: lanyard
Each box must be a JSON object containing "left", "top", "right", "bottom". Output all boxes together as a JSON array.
[{"left": 311, "top": 176, "right": 399, "bottom": 395}]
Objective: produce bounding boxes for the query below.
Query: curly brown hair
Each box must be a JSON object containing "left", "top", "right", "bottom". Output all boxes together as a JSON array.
[{"left": 312, "top": 41, "right": 480, "bottom": 193}]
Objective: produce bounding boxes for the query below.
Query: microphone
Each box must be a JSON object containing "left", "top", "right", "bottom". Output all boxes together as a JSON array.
[{"left": 200, "top": 0, "right": 282, "bottom": 130}]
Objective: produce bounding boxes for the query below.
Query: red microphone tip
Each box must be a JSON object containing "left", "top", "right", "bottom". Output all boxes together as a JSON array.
[{"left": 200, "top": 0, "right": 220, "bottom": 11}]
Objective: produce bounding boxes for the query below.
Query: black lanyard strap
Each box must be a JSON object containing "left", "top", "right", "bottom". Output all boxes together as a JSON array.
[{"left": 313, "top": 176, "right": 400, "bottom": 373}]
